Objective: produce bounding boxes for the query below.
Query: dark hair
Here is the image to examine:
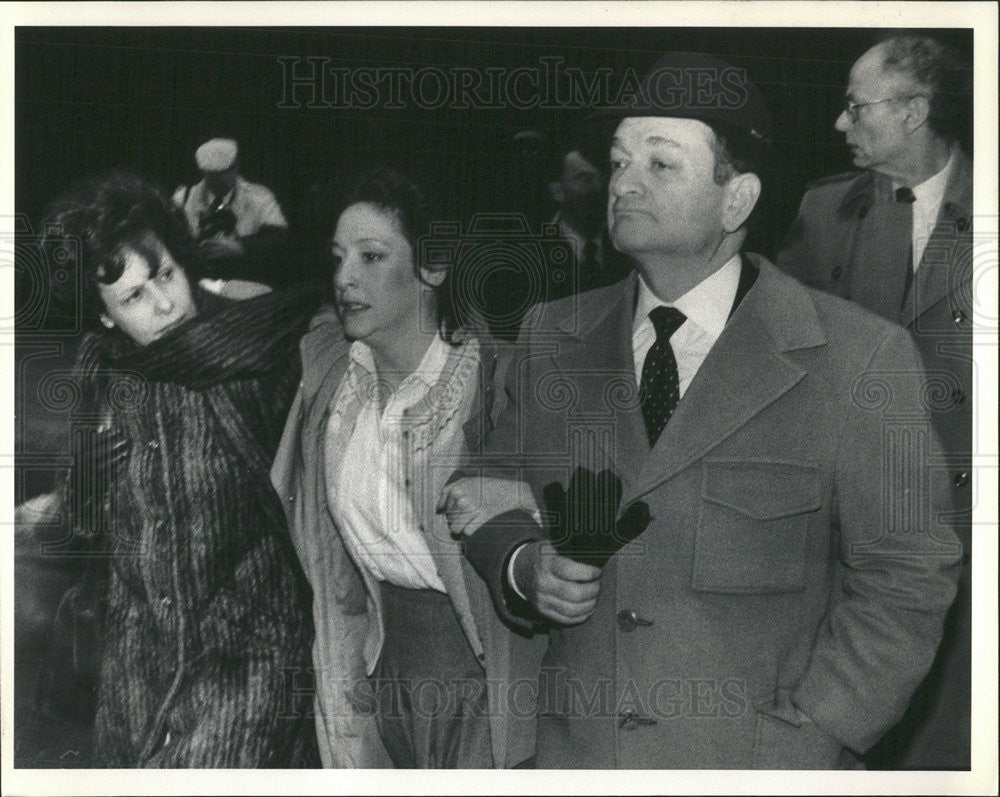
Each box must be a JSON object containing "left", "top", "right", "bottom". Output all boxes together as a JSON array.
[
  {"left": 706, "top": 124, "right": 772, "bottom": 231},
  {"left": 878, "top": 34, "right": 971, "bottom": 142},
  {"left": 41, "top": 171, "right": 203, "bottom": 327},
  {"left": 337, "top": 166, "right": 461, "bottom": 342},
  {"left": 545, "top": 134, "right": 607, "bottom": 185}
]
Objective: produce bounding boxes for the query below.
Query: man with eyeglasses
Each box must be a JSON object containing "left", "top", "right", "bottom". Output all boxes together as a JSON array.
[{"left": 777, "top": 34, "right": 973, "bottom": 770}]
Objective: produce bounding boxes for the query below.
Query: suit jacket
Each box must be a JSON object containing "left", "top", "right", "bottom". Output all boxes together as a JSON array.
[
  {"left": 270, "top": 306, "right": 545, "bottom": 768},
  {"left": 464, "top": 257, "right": 961, "bottom": 768},
  {"left": 776, "top": 152, "right": 973, "bottom": 768}
]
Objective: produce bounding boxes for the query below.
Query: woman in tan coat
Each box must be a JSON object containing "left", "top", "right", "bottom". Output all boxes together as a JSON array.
[{"left": 271, "top": 167, "right": 544, "bottom": 768}]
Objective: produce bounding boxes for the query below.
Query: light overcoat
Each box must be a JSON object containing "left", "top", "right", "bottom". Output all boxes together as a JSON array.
[
  {"left": 776, "top": 153, "right": 973, "bottom": 767},
  {"left": 271, "top": 306, "right": 545, "bottom": 768},
  {"left": 465, "top": 257, "right": 962, "bottom": 768}
]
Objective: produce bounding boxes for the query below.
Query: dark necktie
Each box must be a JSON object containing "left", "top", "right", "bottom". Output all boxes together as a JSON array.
[
  {"left": 895, "top": 186, "right": 916, "bottom": 304},
  {"left": 640, "top": 306, "right": 687, "bottom": 446}
]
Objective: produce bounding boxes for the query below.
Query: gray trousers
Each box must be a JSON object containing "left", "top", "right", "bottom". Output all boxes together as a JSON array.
[{"left": 371, "top": 582, "right": 493, "bottom": 768}]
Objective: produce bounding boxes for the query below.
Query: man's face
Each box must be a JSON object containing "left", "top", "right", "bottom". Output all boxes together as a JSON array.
[
  {"left": 554, "top": 150, "right": 606, "bottom": 234},
  {"left": 835, "top": 45, "right": 915, "bottom": 173},
  {"left": 608, "top": 116, "right": 729, "bottom": 261},
  {"left": 204, "top": 165, "right": 238, "bottom": 199}
]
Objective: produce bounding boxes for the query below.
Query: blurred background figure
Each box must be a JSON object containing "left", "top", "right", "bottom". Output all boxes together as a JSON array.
[
  {"left": 508, "top": 129, "right": 551, "bottom": 231},
  {"left": 545, "top": 140, "right": 631, "bottom": 301},
  {"left": 173, "top": 138, "right": 290, "bottom": 285}
]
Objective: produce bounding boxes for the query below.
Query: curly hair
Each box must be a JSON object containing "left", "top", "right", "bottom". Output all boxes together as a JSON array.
[
  {"left": 878, "top": 34, "right": 971, "bottom": 142},
  {"left": 41, "top": 171, "right": 203, "bottom": 327},
  {"left": 337, "top": 166, "right": 463, "bottom": 342}
]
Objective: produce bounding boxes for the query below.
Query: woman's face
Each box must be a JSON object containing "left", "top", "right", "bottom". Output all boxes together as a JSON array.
[
  {"left": 98, "top": 235, "right": 198, "bottom": 346},
  {"left": 332, "top": 202, "right": 432, "bottom": 351}
]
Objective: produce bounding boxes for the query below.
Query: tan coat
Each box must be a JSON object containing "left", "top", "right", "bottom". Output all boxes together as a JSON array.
[
  {"left": 465, "top": 259, "right": 961, "bottom": 768},
  {"left": 776, "top": 152, "right": 973, "bottom": 767},
  {"left": 270, "top": 306, "right": 545, "bottom": 768}
]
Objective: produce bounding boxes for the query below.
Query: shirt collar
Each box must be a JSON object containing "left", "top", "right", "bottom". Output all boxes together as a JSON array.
[
  {"left": 896, "top": 146, "right": 956, "bottom": 207},
  {"left": 349, "top": 332, "right": 451, "bottom": 395},
  {"left": 633, "top": 254, "right": 741, "bottom": 339},
  {"left": 203, "top": 177, "right": 240, "bottom": 208}
]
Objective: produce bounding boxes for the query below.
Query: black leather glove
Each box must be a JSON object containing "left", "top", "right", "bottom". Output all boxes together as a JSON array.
[{"left": 544, "top": 467, "right": 650, "bottom": 567}]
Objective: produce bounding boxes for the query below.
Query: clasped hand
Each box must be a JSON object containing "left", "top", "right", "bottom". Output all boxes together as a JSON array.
[{"left": 437, "top": 476, "right": 602, "bottom": 625}]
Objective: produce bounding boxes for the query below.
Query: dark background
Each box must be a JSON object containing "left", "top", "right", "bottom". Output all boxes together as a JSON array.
[{"left": 16, "top": 26, "right": 973, "bottom": 261}]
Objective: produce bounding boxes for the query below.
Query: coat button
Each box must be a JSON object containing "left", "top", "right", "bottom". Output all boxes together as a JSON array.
[
  {"left": 953, "top": 471, "right": 969, "bottom": 488},
  {"left": 830, "top": 266, "right": 843, "bottom": 281},
  {"left": 951, "top": 388, "right": 966, "bottom": 406},
  {"left": 956, "top": 217, "right": 969, "bottom": 233},
  {"left": 618, "top": 711, "right": 639, "bottom": 731},
  {"left": 953, "top": 310, "right": 966, "bottom": 326},
  {"left": 618, "top": 711, "right": 657, "bottom": 731},
  {"left": 616, "top": 609, "right": 653, "bottom": 632}
]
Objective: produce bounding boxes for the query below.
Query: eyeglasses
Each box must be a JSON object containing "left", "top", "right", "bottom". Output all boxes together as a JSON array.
[{"left": 842, "top": 95, "right": 919, "bottom": 123}]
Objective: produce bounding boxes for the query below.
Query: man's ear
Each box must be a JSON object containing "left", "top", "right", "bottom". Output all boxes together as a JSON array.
[
  {"left": 421, "top": 267, "right": 447, "bottom": 288},
  {"left": 100, "top": 314, "right": 115, "bottom": 329},
  {"left": 548, "top": 180, "right": 565, "bottom": 206},
  {"left": 903, "top": 95, "right": 932, "bottom": 134},
  {"left": 722, "top": 172, "right": 762, "bottom": 233}
]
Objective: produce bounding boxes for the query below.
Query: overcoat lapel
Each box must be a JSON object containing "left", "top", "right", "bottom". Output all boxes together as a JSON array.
[
  {"left": 900, "top": 150, "right": 974, "bottom": 327},
  {"left": 547, "top": 276, "right": 649, "bottom": 490},
  {"left": 623, "top": 263, "right": 817, "bottom": 507},
  {"left": 847, "top": 173, "right": 912, "bottom": 321}
]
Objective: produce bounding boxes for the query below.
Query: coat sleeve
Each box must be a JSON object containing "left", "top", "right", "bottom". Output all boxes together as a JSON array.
[
  {"left": 460, "top": 313, "right": 548, "bottom": 629},
  {"left": 791, "top": 325, "right": 962, "bottom": 753},
  {"left": 270, "top": 385, "right": 304, "bottom": 513}
]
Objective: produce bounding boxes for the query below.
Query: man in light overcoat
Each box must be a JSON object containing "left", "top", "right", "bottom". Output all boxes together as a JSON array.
[{"left": 442, "top": 51, "right": 962, "bottom": 769}]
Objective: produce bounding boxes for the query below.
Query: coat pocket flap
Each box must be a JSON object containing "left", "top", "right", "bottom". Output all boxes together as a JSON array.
[{"left": 702, "top": 460, "right": 821, "bottom": 521}]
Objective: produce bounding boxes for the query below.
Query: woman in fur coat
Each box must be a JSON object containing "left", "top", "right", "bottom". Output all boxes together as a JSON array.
[{"left": 41, "top": 172, "right": 320, "bottom": 767}]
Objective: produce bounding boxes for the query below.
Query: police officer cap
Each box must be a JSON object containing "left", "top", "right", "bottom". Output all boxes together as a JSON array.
[
  {"left": 195, "top": 138, "right": 238, "bottom": 172},
  {"left": 595, "top": 51, "right": 773, "bottom": 146}
]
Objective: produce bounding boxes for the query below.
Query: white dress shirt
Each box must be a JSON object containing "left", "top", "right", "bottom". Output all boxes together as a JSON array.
[
  {"left": 896, "top": 146, "right": 956, "bottom": 271},
  {"left": 632, "top": 254, "right": 741, "bottom": 393},
  {"left": 509, "top": 254, "right": 742, "bottom": 595},
  {"left": 325, "top": 335, "right": 451, "bottom": 592}
]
